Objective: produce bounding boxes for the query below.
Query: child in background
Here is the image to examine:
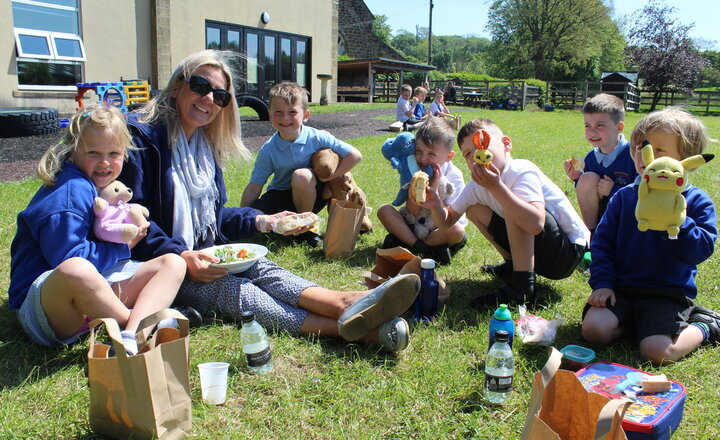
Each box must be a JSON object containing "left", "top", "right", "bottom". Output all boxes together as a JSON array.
[
  {"left": 9, "top": 105, "right": 186, "bottom": 354},
  {"left": 395, "top": 85, "right": 428, "bottom": 132},
  {"left": 583, "top": 107, "right": 720, "bottom": 365},
  {"left": 422, "top": 118, "right": 589, "bottom": 309},
  {"left": 241, "top": 82, "right": 362, "bottom": 247},
  {"left": 378, "top": 118, "right": 467, "bottom": 264},
  {"left": 563, "top": 93, "right": 637, "bottom": 234},
  {"left": 429, "top": 89, "right": 452, "bottom": 118}
]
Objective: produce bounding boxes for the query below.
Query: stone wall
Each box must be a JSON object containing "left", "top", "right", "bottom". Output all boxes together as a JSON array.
[{"left": 339, "top": 0, "right": 404, "bottom": 60}]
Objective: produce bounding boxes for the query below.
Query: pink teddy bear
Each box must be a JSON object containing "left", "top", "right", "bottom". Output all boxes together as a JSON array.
[{"left": 93, "top": 180, "right": 150, "bottom": 244}]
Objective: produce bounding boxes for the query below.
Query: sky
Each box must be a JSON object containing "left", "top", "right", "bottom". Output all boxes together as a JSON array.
[{"left": 362, "top": 0, "right": 720, "bottom": 50}]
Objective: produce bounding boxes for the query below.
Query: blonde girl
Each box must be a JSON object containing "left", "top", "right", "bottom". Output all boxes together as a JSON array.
[{"left": 9, "top": 105, "right": 186, "bottom": 354}]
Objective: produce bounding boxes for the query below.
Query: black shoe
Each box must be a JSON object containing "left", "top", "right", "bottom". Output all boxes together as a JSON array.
[
  {"left": 431, "top": 245, "right": 452, "bottom": 265},
  {"left": 295, "top": 231, "right": 322, "bottom": 248},
  {"left": 382, "top": 233, "right": 403, "bottom": 249},
  {"left": 689, "top": 306, "right": 720, "bottom": 344},
  {"left": 173, "top": 306, "right": 203, "bottom": 328},
  {"left": 471, "top": 271, "right": 536, "bottom": 311},
  {"left": 410, "top": 239, "right": 433, "bottom": 259},
  {"left": 480, "top": 260, "right": 513, "bottom": 279},
  {"left": 449, "top": 235, "right": 467, "bottom": 256}
]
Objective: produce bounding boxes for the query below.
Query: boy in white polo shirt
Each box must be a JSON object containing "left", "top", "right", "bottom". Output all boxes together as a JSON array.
[{"left": 421, "top": 118, "right": 590, "bottom": 309}]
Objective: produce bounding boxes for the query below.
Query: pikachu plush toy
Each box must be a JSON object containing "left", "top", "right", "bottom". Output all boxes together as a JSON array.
[{"left": 635, "top": 140, "right": 714, "bottom": 239}]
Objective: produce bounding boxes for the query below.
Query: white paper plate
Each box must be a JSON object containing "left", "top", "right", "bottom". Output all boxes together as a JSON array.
[{"left": 204, "top": 243, "right": 268, "bottom": 274}]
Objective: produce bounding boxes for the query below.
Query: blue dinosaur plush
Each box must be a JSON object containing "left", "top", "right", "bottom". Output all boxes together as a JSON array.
[{"left": 381, "top": 132, "right": 432, "bottom": 206}]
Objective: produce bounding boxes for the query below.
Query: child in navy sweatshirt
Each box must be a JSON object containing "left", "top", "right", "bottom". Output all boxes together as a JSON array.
[{"left": 582, "top": 107, "right": 720, "bottom": 365}]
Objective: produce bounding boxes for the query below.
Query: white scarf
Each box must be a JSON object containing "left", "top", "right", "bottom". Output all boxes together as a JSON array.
[{"left": 171, "top": 130, "right": 218, "bottom": 249}]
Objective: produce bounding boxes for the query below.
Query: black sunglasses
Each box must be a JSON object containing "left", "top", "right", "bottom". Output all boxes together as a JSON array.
[{"left": 187, "top": 75, "right": 231, "bottom": 108}]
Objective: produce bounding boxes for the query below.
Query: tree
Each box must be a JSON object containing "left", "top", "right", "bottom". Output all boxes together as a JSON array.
[
  {"left": 625, "top": 1, "right": 708, "bottom": 110},
  {"left": 486, "top": 0, "right": 622, "bottom": 80},
  {"left": 697, "top": 50, "right": 720, "bottom": 89},
  {"left": 371, "top": 14, "right": 392, "bottom": 45}
]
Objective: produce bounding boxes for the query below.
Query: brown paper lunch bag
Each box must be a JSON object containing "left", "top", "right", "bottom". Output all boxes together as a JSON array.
[
  {"left": 87, "top": 309, "right": 192, "bottom": 440},
  {"left": 361, "top": 246, "right": 451, "bottom": 305},
  {"left": 324, "top": 196, "right": 364, "bottom": 259},
  {"left": 521, "top": 348, "right": 631, "bottom": 440}
]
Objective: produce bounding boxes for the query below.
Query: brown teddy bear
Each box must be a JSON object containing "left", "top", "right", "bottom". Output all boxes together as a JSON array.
[
  {"left": 93, "top": 180, "right": 150, "bottom": 243},
  {"left": 311, "top": 148, "right": 372, "bottom": 232}
]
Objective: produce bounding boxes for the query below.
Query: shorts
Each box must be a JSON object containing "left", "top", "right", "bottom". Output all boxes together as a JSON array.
[
  {"left": 582, "top": 287, "right": 695, "bottom": 340},
  {"left": 251, "top": 178, "right": 327, "bottom": 215},
  {"left": 487, "top": 210, "right": 586, "bottom": 279},
  {"left": 16, "top": 270, "right": 88, "bottom": 347}
]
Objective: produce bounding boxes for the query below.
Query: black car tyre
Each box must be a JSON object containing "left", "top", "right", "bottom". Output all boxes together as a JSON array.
[
  {"left": 0, "top": 107, "right": 60, "bottom": 138},
  {"left": 236, "top": 94, "right": 270, "bottom": 121}
]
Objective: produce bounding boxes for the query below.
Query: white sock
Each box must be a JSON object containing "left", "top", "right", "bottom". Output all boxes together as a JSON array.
[
  {"left": 157, "top": 317, "right": 179, "bottom": 329},
  {"left": 120, "top": 330, "right": 138, "bottom": 356}
]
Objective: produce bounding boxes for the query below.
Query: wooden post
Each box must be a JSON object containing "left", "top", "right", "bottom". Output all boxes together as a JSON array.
[
  {"left": 368, "top": 64, "right": 374, "bottom": 104},
  {"left": 521, "top": 82, "right": 527, "bottom": 110}
]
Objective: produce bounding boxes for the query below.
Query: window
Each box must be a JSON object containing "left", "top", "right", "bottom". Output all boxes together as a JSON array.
[
  {"left": 14, "top": 28, "right": 85, "bottom": 61},
  {"left": 205, "top": 20, "right": 311, "bottom": 100},
  {"left": 12, "top": 0, "right": 84, "bottom": 88}
]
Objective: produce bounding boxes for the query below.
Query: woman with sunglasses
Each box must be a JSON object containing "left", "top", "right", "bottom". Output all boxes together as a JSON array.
[{"left": 120, "top": 50, "right": 417, "bottom": 352}]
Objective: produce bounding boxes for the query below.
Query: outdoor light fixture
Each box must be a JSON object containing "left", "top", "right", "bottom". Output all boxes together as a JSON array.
[{"left": 261, "top": 11, "right": 271, "bottom": 24}]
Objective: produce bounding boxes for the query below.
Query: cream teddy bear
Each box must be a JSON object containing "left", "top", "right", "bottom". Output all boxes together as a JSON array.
[
  {"left": 93, "top": 180, "right": 150, "bottom": 244},
  {"left": 311, "top": 148, "right": 373, "bottom": 232}
]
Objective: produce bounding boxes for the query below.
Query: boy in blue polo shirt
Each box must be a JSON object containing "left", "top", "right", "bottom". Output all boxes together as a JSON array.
[
  {"left": 563, "top": 93, "right": 637, "bottom": 235},
  {"left": 241, "top": 82, "right": 362, "bottom": 247}
]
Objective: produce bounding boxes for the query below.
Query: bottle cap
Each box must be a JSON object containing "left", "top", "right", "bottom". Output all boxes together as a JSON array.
[
  {"left": 241, "top": 310, "right": 255, "bottom": 323},
  {"left": 494, "top": 329, "right": 510, "bottom": 343},
  {"left": 420, "top": 258, "right": 436, "bottom": 269},
  {"left": 493, "top": 304, "right": 512, "bottom": 321}
]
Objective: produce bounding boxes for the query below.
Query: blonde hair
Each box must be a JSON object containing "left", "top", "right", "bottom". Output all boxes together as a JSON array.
[
  {"left": 630, "top": 107, "right": 711, "bottom": 159},
  {"left": 37, "top": 105, "right": 131, "bottom": 186},
  {"left": 457, "top": 118, "right": 501, "bottom": 147},
  {"left": 269, "top": 82, "right": 309, "bottom": 111},
  {"left": 413, "top": 86, "right": 428, "bottom": 97},
  {"left": 137, "top": 49, "right": 250, "bottom": 163},
  {"left": 415, "top": 118, "right": 455, "bottom": 152},
  {"left": 582, "top": 93, "right": 625, "bottom": 124}
]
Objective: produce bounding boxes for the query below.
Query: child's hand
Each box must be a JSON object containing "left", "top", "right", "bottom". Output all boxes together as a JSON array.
[
  {"left": 472, "top": 161, "right": 501, "bottom": 190},
  {"left": 128, "top": 222, "right": 150, "bottom": 249},
  {"left": 597, "top": 175, "right": 613, "bottom": 197},
  {"left": 563, "top": 159, "right": 581, "bottom": 181},
  {"left": 587, "top": 288, "right": 615, "bottom": 308},
  {"left": 406, "top": 195, "right": 422, "bottom": 216}
]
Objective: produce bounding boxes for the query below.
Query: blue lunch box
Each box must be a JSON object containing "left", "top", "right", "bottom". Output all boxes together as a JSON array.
[{"left": 576, "top": 362, "right": 686, "bottom": 440}]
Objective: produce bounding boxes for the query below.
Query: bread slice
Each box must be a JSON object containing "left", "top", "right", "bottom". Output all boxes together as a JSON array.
[
  {"left": 641, "top": 374, "right": 672, "bottom": 393},
  {"left": 411, "top": 171, "right": 429, "bottom": 203}
]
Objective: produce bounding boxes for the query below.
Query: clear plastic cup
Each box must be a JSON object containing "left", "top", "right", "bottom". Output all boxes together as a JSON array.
[{"left": 198, "top": 362, "right": 230, "bottom": 405}]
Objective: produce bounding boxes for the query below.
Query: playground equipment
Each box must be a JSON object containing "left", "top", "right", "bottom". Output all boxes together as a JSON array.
[{"left": 75, "top": 79, "right": 151, "bottom": 113}]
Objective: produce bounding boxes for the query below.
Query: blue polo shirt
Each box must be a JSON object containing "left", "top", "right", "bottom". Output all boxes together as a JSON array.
[{"left": 250, "top": 125, "right": 354, "bottom": 191}]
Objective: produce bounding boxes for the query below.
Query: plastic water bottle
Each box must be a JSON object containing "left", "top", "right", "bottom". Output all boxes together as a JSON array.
[
  {"left": 485, "top": 329, "right": 514, "bottom": 404},
  {"left": 240, "top": 311, "right": 273, "bottom": 374},
  {"left": 488, "top": 304, "right": 514, "bottom": 348},
  {"left": 413, "top": 258, "right": 439, "bottom": 321}
]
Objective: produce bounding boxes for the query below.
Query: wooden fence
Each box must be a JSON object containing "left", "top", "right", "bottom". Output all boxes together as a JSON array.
[
  {"left": 545, "top": 81, "right": 641, "bottom": 111},
  {"left": 639, "top": 90, "right": 720, "bottom": 115},
  {"left": 344, "top": 78, "right": 718, "bottom": 115},
  {"left": 373, "top": 80, "right": 541, "bottom": 110}
]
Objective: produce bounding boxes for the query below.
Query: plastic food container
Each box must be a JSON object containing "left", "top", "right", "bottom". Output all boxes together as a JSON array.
[{"left": 560, "top": 345, "right": 596, "bottom": 371}]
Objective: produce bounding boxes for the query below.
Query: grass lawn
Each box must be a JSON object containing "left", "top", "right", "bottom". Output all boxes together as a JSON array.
[{"left": 1, "top": 106, "right": 719, "bottom": 438}]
